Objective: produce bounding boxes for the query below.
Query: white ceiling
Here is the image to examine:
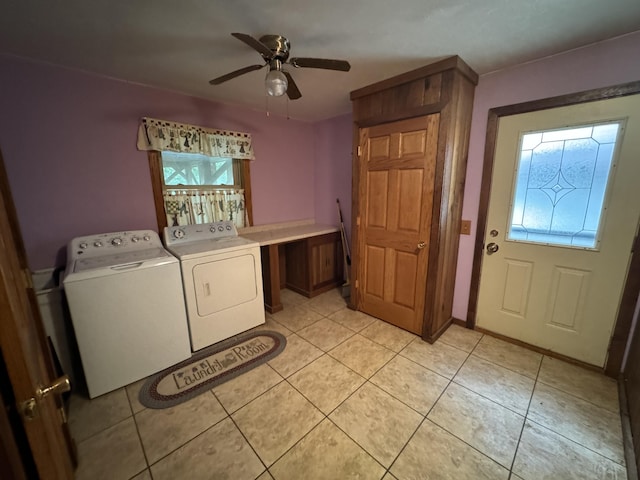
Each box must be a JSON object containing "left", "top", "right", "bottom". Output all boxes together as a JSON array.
[{"left": 2, "top": 0, "right": 639, "bottom": 122}]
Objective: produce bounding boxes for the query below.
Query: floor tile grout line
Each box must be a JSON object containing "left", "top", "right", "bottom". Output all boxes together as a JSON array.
[
  {"left": 508, "top": 352, "right": 543, "bottom": 476},
  {"left": 448, "top": 377, "right": 531, "bottom": 417},
  {"left": 224, "top": 409, "right": 271, "bottom": 476},
  {"left": 129, "top": 402, "right": 153, "bottom": 475},
  {"left": 71, "top": 405, "right": 133, "bottom": 445},
  {"left": 388, "top": 355, "right": 514, "bottom": 478},
  {"left": 277, "top": 343, "right": 422, "bottom": 475},
  {"left": 524, "top": 417, "right": 627, "bottom": 467},
  {"left": 470, "top": 350, "right": 540, "bottom": 381},
  {"left": 402, "top": 338, "right": 530, "bottom": 473},
  {"left": 133, "top": 383, "right": 273, "bottom": 474},
  {"left": 137, "top": 391, "right": 233, "bottom": 471},
  {"left": 526, "top": 360, "right": 627, "bottom": 467},
  {"left": 384, "top": 368, "right": 455, "bottom": 477},
  {"left": 534, "top": 377, "right": 621, "bottom": 414},
  {"left": 263, "top": 415, "right": 327, "bottom": 475},
  {"left": 321, "top": 412, "right": 393, "bottom": 474}
]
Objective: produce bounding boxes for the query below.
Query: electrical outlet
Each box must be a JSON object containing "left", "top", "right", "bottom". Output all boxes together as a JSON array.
[{"left": 460, "top": 220, "right": 471, "bottom": 235}]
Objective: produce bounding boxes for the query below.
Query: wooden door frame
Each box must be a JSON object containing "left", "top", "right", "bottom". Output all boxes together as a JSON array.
[{"left": 467, "top": 80, "right": 640, "bottom": 376}]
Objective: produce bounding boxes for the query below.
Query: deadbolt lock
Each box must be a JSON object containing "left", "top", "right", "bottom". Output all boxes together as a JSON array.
[{"left": 19, "top": 375, "right": 71, "bottom": 421}]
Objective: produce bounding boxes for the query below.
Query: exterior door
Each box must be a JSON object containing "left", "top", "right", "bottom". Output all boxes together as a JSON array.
[
  {"left": 0, "top": 149, "right": 75, "bottom": 479},
  {"left": 357, "top": 115, "right": 439, "bottom": 334},
  {"left": 476, "top": 95, "right": 640, "bottom": 366}
]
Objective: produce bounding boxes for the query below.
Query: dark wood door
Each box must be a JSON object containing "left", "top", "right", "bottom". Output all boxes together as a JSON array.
[
  {"left": 0, "top": 149, "right": 75, "bottom": 479},
  {"left": 357, "top": 115, "right": 439, "bottom": 334}
]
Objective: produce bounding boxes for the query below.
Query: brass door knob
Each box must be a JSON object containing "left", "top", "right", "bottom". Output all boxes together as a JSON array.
[
  {"left": 417, "top": 241, "right": 426, "bottom": 249},
  {"left": 36, "top": 375, "right": 71, "bottom": 400}
]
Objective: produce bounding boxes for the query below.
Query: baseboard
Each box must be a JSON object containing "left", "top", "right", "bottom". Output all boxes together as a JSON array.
[{"left": 451, "top": 317, "right": 467, "bottom": 327}]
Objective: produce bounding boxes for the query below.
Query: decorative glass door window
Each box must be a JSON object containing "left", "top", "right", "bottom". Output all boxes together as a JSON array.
[{"left": 508, "top": 121, "right": 622, "bottom": 249}]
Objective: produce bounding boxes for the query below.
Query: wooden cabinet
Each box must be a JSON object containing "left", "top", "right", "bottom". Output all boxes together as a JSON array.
[
  {"left": 350, "top": 56, "right": 478, "bottom": 342},
  {"left": 285, "top": 232, "right": 343, "bottom": 297}
]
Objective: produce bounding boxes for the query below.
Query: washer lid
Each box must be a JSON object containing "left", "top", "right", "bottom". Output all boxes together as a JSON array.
[
  {"left": 71, "top": 247, "right": 173, "bottom": 272},
  {"left": 165, "top": 236, "right": 259, "bottom": 260}
]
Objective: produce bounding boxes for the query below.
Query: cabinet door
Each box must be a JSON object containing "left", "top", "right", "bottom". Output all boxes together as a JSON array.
[{"left": 311, "top": 241, "right": 337, "bottom": 289}]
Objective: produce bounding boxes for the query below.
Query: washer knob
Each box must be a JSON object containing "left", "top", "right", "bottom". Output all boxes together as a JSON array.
[
  {"left": 94, "top": 241, "right": 103, "bottom": 247},
  {"left": 79, "top": 242, "right": 88, "bottom": 249},
  {"left": 143, "top": 235, "right": 151, "bottom": 241},
  {"left": 226, "top": 225, "right": 232, "bottom": 231},
  {"left": 209, "top": 226, "right": 217, "bottom": 233},
  {"left": 111, "top": 237, "right": 123, "bottom": 246},
  {"left": 174, "top": 229, "right": 185, "bottom": 239},
  {"left": 218, "top": 225, "right": 224, "bottom": 232}
]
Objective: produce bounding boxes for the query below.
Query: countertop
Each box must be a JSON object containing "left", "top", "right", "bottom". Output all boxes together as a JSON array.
[{"left": 238, "top": 219, "right": 339, "bottom": 246}]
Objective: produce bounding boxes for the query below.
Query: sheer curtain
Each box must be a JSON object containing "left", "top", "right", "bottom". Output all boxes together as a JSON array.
[{"left": 163, "top": 189, "right": 246, "bottom": 228}]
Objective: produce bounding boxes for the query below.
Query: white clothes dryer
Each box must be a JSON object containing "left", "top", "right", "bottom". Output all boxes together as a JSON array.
[
  {"left": 164, "top": 221, "right": 265, "bottom": 351},
  {"left": 63, "top": 230, "right": 191, "bottom": 398}
]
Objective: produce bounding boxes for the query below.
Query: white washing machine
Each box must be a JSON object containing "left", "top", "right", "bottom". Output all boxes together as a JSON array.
[
  {"left": 63, "top": 230, "right": 191, "bottom": 398},
  {"left": 164, "top": 221, "right": 265, "bottom": 351}
]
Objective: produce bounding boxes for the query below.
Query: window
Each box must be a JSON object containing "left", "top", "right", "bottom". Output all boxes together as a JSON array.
[
  {"left": 147, "top": 151, "right": 253, "bottom": 231},
  {"left": 507, "top": 121, "right": 622, "bottom": 249},
  {"left": 161, "top": 152, "right": 239, "bottom": 188}
]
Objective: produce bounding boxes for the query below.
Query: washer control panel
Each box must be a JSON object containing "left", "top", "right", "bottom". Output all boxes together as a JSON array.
[
  {"left": 164, "top": 221, "right": 237, "bottom": 245},
  {"left": 69, "top": 230, "right": 161, "bottom": 258}
]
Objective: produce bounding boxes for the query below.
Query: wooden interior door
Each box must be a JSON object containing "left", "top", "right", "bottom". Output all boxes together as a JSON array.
[
  {"left": 0, "top": 149, "right": 75, "bottom": 479},
  {"left": 357, "top": 115, "right": 439, "bottom": 334}
]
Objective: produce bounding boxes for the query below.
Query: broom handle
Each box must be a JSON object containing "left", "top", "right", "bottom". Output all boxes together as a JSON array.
[{"left": 336, "top": 199, "right": 351, "bottom": 285}]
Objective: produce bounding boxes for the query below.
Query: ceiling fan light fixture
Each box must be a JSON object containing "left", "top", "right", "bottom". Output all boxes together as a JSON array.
[{"left": 265, "top": 64, "right": 288, "bottom": 97}]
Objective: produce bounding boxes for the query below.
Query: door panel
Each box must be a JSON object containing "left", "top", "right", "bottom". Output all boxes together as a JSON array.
[
  {"left": 358, "top": 115, "right": 439, "bottom": 334},
  {"left": 477, "top": 95, "right": 640, "bottom": 366},
  {"left": 501, "top": 259, "right": 533, "bottom": 316}
]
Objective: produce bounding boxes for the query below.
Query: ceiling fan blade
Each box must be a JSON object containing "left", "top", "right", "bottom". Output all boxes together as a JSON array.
[
  {"left": 209, "top": 64, "right": 264, "bottom": 85},
  {"left": 283, "top": 71, "right": 301, "bottom": 100},
  {"left": 290, "top": 57, "right": 351, "bottom": 72},
  {"left": 231, "top": 32, "right": 274, "bottom": 59}
]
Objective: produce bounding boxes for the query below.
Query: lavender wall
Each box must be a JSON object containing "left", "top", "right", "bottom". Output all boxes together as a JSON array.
[
  {"left": 0, "top": 55, "right": 318, "bottom": 270},
  {"left": 313, "top": 113, "right": 353, "bottom": 239},
  {"left": 452, "top": 31, "right": 640, "bottom": 320}
]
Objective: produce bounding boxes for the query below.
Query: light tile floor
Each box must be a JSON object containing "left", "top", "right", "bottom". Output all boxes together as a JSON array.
[{"left": 68, "top": 288, "right": 627, "bottom": 480}]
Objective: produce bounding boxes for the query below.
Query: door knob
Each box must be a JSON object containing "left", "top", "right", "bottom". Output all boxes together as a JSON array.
[
  {"left": 486, "top": 242, "right": 499, "bottom": 255},
  {"left": 19, "top": 375, "right": 71, "bottom": 421},
  {"left": 417, "top": 241, "right": 426, "bottom": 249},
  {"left": 37, "top": 375, "right": 71, "bottom": 400}
]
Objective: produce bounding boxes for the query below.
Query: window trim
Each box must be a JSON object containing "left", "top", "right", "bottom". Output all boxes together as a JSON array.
[{"left": 147, "top": 150, "right": 254, "bottom": 232}]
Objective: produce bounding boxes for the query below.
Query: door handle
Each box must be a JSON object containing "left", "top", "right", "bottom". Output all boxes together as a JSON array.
[
  {"left": 486, "top": 242, "right": 499, "bottom": 255},
  {"left": 19, "top": 375, "right": 71, "bottom": 421},
  {"left": 37, "top": 375, "right": 71, "bottom": 400},
  {"left": 417, "top": 241, "right": 426, "bottom": 250}
]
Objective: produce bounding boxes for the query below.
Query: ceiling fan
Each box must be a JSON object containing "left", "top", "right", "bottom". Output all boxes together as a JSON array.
[{"left": 209, "top": 33, "right": 351, "bottom": 100}]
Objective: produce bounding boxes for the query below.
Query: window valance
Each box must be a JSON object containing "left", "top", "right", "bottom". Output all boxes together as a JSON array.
[{"left": 136, "top": 117, "right": 255, "bottom": 160}]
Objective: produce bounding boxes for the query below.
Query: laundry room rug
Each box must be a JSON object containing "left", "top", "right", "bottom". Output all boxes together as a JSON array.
[{"left": 139, "top": 330, "right": 287, "bottom": 409}]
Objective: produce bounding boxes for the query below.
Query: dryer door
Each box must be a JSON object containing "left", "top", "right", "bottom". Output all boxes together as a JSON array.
[{"left": 193, "top": 253, "right": 258, "bottom": 316}]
